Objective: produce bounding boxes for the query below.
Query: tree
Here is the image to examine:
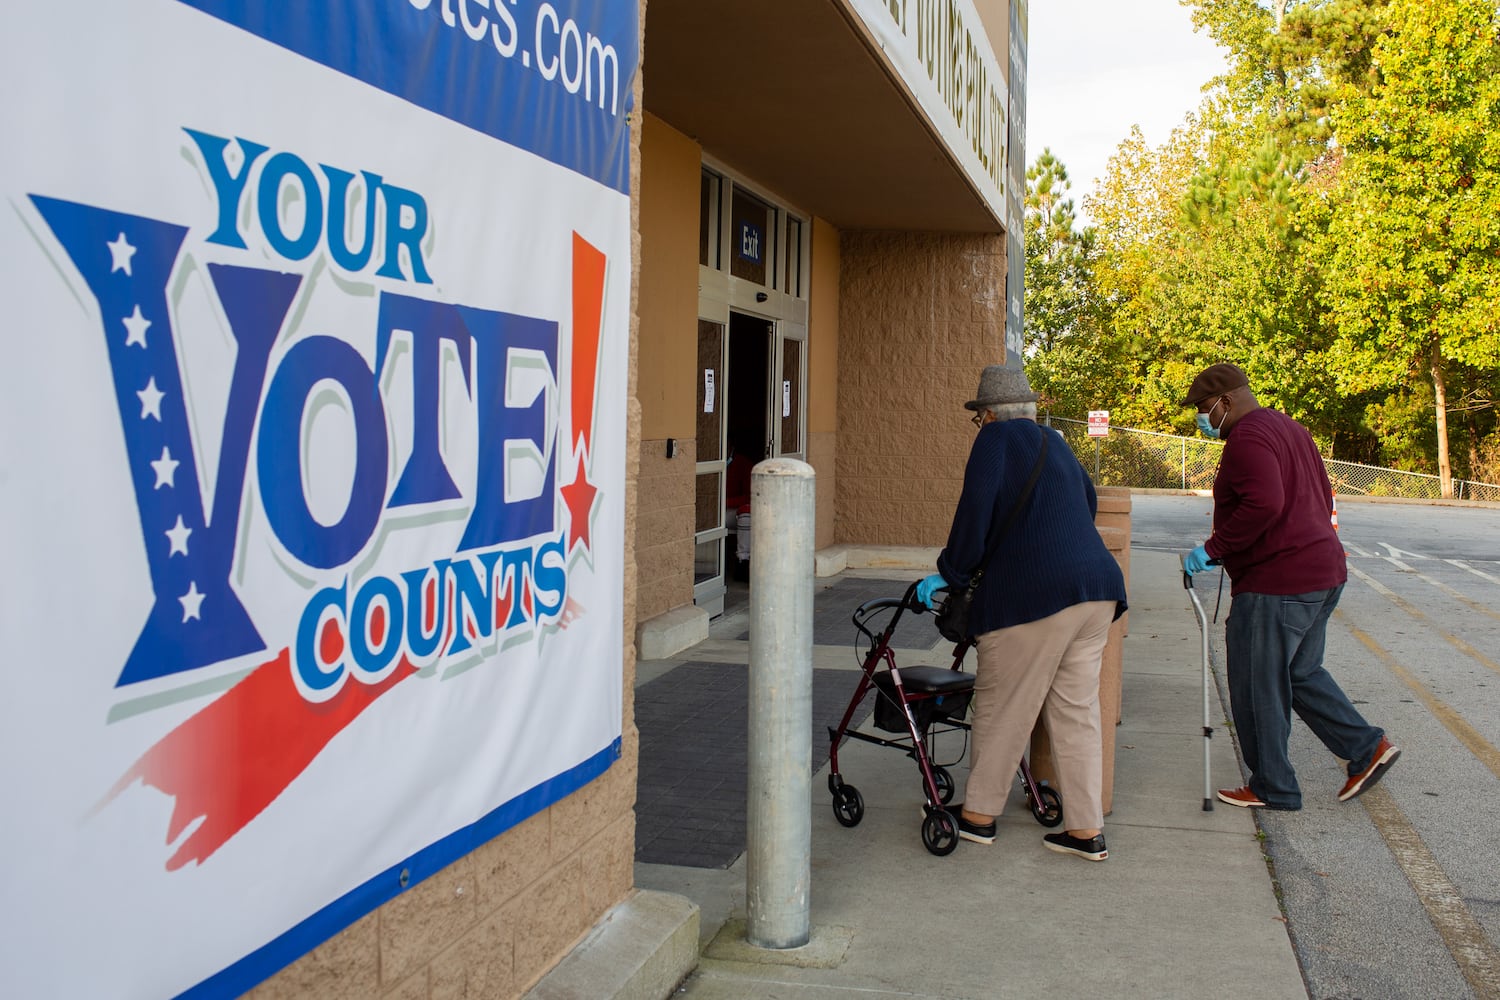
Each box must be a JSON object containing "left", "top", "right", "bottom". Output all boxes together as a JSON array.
[
  {"left": 1315, "top": 0, "right": 1500, "bottom": 496},
  {"left": 1084, "top": 121, "right": 1230, "bottom": 431},
  {"left": 1021, "top": 150, "right": 1138, "bottom": 419},
  {"left": 1189, "top": 0, "right": 1391, "bottom": 161},
  {"left": 1027, "top": 0, "right": 1500, "bottom": 488},
  {"left": 1022, "top": 150, "right": 1096, "bottom": 353}
]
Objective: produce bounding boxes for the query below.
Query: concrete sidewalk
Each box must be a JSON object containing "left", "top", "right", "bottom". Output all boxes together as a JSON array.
[{"left": 631, "top": 548, "right": 1307, "bottom": 999}]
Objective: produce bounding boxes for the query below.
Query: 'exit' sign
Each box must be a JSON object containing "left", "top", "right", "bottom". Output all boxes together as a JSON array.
[{"left": 737, "top": 222, "right": 763, "bottom": 264}]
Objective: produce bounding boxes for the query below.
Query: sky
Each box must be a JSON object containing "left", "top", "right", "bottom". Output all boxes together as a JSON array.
[{"left": 1025, "top": 0, "right": 1231, "bottom": 222}]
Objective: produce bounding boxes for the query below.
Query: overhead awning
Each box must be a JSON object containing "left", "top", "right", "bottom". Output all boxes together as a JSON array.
[{"left": 642, "top": 0, "right": 1008, "bottom": 233}]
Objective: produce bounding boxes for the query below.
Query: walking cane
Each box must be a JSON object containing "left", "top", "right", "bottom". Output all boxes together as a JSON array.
[{"left": 1181, "top": 555, "right": 1215, "bottom": 811}]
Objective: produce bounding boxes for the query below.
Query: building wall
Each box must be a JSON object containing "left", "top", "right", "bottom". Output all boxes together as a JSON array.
[
  {"left": 835, "top": 232, "right": 1008, "bottom": 548},
  {"left": 246, "top": 15, "right": 652, "bottom": 999},
  {"left": 807, "top": 217, "right": 841, "bottom": 549},
  {"left": 636, "top": 112, "right": 703, "bottom": 623},
  {"left": 972, "top": 0, "right": 1010, "bottom": 77}
]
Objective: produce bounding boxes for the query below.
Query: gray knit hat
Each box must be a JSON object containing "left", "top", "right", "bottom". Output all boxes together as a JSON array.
[{"left": 964, "top": 365, "right": 1038, "bottom": 410}]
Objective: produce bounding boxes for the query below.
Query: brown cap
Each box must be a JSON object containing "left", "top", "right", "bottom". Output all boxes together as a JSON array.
[{"left": 1181, "top": 363, "right": 1249, "bottom": 407}]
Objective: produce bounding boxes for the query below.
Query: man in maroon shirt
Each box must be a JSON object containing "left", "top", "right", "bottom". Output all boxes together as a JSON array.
[{"left": 1181, "top": 363, "right": 1399, "bottom": 810}]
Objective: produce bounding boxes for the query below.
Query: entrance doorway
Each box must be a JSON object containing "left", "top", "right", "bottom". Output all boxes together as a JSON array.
[
  {"left": 727, "top": 312, "right": 771, "bottom": 466},
  {"left": 692, "top": 166, "right": 808, "bottom": 617},
  {"left": 692, "top": 310, "right": 804, "bottom": 616}
]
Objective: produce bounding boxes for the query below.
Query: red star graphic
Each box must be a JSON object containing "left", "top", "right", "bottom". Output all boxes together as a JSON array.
[{"left": 561, "top": 453, "right": 598, "bottom": 553}]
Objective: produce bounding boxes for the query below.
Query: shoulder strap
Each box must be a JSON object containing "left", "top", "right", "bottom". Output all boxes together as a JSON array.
[{"left": 969, "top": 428, "right": 1050, "bottom": 582}]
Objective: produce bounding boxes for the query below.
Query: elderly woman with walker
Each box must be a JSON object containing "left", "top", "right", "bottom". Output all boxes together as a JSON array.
[{"left": 917, "top": 366, "right": 1128, "bottom": 861}]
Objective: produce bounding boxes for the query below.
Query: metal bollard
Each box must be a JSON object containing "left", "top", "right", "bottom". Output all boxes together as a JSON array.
[{"left": 745, "top": 458, "right": 815, "bottom": 950}]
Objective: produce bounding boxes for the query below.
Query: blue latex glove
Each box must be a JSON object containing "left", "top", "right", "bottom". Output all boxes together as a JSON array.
[
  {"left": 916, "top": 573, "right": 948, "bottom": 609},
  {"left": 1184, "top": 544, "right": 1213, "bottom": 576}
]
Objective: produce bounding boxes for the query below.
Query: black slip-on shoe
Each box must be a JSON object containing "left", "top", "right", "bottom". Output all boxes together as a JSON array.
[
  {"left": 1043, "top": 831, "right": 1108, "bottom": 861},
  {"left": 931, "top": 802, "right": 996, "bottom": 844}
]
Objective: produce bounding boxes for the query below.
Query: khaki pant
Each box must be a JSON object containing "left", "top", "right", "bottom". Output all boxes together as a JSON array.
[{"left": 964, "top": 600, "right": 1115, "bottom": 831}]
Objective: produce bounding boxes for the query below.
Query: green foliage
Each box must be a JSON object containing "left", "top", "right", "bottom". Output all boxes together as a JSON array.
[
  {"left": 1314, "top": 0, "right": 1500, "bottom": 491},
  {"left": 1364, "top": 386, "right": 1438, "bottom": 474},
  {"left": 1189, "top": 0, "right": 1390, "bottom": 155},
  {"left": 1019, "top": 0, "right": 1500, "bottom": 493},
  {"left": 1022, "top": 150, "right": 1097, "bottom": 353}
]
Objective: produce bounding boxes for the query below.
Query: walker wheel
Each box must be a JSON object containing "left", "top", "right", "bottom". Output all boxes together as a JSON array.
[
  {"left": 832, "top": 785, "right": 865, "bottom": 827},
  {"left": 1031, "top": 785, "right": 1064, "bottom": 828},
  {"left": 932, "top": 765, "right": 956, "bottom": 805},
  {"left": 921, "top": 808, "right": 959, "bottom": 856}
]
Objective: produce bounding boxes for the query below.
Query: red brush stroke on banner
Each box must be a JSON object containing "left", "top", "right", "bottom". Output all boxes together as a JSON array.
[
  {"left": 570, "top": 233, "right": 606, "bottom": 457},
  {"left": 107, "top": 649, "right": 416, "bottom": 870},
  {"left": 557, "top": 596, "right": 585, "bottom": 628}
]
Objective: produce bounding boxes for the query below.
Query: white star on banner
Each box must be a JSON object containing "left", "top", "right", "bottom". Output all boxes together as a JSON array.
[
  {"left": 151, "top": 446, "right": 180, "bottom": 489},
  {"left": 107, "top": 232, "right": 136, "bottom": 275},
  {"left": 165, "top": 515, "right": 192, "bottom": 557},
  {"left": 122, "top": 305, "right": 151, "bottom": 348},
  {"left": 179, "top": 580, "right": 205, "bottom": 622},
  {"left": 137, "top": 377, "right": 164, "bottom": 421}
]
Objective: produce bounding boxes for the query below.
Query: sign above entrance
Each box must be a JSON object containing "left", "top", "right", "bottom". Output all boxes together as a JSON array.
[
  {"left": 844, "top": 0, "right": 1009, "bottom": 224},
  {"left": 738, "top": 221, "right": 763, "bottom": 265}
]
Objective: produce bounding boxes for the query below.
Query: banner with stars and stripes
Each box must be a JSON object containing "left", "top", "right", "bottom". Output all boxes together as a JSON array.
[{"left": 0, "top": 2, "right": 635, "bottom": 997}]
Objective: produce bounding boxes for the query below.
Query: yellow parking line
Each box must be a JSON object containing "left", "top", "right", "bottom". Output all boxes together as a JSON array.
[
  {"left": 1359, "top": 785, "right": 1500, "bottom": 998},
  {"left": 1347, "top": 565, "right": 1500, "bottom": 677},
  {"left": 1338, "top": 618, "right": 1500, "bottom": 994},
  {"left": 1339, "top": 614, "right": 1500, "bottom": 783}
]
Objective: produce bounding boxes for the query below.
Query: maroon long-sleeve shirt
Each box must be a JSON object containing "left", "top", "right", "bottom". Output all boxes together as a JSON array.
[{"left": 1203, "top": 407, "right": 1347, "bottom": 596}]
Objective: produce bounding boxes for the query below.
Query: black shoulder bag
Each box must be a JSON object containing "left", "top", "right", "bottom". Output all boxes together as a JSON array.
[{"left": 934, "top": 430, "right": 1050, "bottom": 643}]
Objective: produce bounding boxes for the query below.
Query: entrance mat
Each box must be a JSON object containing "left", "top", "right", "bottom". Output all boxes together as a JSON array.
[
  {"left": 735, "top": 576, "right": 947, "bottom": 650},
  {"left": 634, "top": 661, "right": 873, "bottom": 869}
]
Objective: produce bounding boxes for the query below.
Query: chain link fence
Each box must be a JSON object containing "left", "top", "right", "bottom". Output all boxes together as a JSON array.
[{"left": 1048, "top": 416, "right": 1500, "bottom": 502}]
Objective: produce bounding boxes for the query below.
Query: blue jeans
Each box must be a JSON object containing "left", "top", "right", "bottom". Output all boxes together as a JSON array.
[{"left": 1224, "top": 584, "right": 1383, "bottom": 809}]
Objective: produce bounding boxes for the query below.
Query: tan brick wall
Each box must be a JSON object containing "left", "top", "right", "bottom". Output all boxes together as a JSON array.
[
  {"left": 247, "top": 757, "right": 639, "bottom": 1000},
  {"left": 634, "top": 99, "right": 700, "bottom": 621},
  {"left": 807, "top": 217, "right": 840, "bottom": 550},
  {"left": 835, "top": 232, "right": 1007, "bottom": 547},
  {"left": 807, "top": 431, "right": 837, "bottom": 548},
  {"left": 250, "top": 5, "right": 647, "bottom": 996},
  {"left": 635, "top": 437, "right": 697, "bottom": 621}
]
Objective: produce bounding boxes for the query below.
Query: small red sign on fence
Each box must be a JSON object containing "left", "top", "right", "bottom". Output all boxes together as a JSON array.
[{"left": 1087, "top": 410, "right": 1110, "bottom": 437}]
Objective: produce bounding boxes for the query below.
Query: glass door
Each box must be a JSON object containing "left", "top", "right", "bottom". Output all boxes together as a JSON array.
[
  {"left": 772, "top": 330, "right": 805, "bottom": 460},
  {"left": 692, "top": 317, "right": 728, "bottom": 617}
]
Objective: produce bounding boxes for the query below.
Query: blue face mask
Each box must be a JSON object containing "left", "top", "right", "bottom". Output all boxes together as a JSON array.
[{"left": 1196, "top": 398, "right": 1225, "bottom": 439}]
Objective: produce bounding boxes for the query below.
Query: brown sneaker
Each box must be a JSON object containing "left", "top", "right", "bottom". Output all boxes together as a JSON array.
[
  {"left": 1217, "top": 786, "right": 1266, "bottom": 808},
  {"left": 1339, "top": 736, "right": 1401, "bottom": 802}
]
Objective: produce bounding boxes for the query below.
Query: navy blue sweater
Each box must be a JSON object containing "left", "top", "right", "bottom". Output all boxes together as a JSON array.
[{"left": 936, "top": 420, "right": 1127, "bottom": 636}]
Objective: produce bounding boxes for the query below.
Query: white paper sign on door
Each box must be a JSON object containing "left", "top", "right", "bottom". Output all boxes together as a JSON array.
[
  {"left": 782, "top": 380, "right": 791, "bottom": 417},
  {"left": 704, "top": 370, "right": 715, "bottom": 413}
]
